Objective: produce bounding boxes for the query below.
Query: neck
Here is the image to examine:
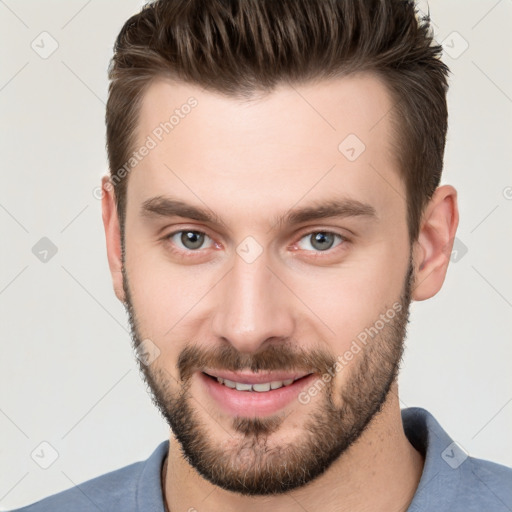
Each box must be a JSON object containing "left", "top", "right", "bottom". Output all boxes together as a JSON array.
[{"left": 162, "top": 382, "right": 424, "bottom": 512}]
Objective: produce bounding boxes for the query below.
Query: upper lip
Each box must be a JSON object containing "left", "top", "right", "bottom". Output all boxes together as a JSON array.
[{"left": 202, "top": 369, "right": 314, "bottom": 384}]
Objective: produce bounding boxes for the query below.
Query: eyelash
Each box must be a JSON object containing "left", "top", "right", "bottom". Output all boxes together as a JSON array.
[{"left": 162, "top": 228, "right": 350, "bottom": 258}]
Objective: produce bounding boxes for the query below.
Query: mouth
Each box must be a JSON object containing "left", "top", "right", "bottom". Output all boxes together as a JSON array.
[
  {"left": 199, "top": 370, "right": 317, "bottom": 416},
  {"left": 203, "top": 371, "right": 310, "bottom": 391}
]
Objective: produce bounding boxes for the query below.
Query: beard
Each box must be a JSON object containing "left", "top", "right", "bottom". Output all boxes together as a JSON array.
[{"left": 122, "top": 253, "right": 414, "bottom": 496}]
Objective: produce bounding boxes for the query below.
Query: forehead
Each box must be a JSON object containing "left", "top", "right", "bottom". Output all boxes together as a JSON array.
[
  {"left": 128, "top": 73, "right": 404, "bottom": 226},
  {"left": 137, "top": 72, "right": 397, "bottom": 156}
]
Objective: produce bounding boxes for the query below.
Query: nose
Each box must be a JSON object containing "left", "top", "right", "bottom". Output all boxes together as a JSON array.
[{"left": 210, "top": 250, "right": 295, "bottom": 354}]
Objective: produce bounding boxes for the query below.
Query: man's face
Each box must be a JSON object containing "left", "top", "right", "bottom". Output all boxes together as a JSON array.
[{"left": 120, "top": 74, "right": 414, "bottom": 495}]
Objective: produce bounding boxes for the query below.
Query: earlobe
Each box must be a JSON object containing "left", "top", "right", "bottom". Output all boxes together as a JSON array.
[
  {"left": 101, "top": 175, "right": 126, "bottom": 303},
  {"left": 412, "top": 184, "right": 459, "bottom": 301}
]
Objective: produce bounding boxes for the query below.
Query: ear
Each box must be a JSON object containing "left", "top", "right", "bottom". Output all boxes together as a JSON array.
[
  {"left": 101, "top": 175, "right": 126, "bottom": 303},
  {"left": 412, "top": 184, "right": 459, "bottom": 301}
]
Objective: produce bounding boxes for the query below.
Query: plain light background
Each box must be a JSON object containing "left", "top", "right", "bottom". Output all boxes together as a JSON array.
[{"left": 1, "top": 0, "right": 511, "bottom": 509}]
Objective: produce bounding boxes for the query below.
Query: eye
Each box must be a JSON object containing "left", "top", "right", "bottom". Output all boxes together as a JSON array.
[
  {"left": 166, "top": 230, "right": 213, "bottom": 251},
  {"left": 296, "top": 231, "right": 347, "bottom": 252},
  {"left": 163, "top": 228, "right": 348, "bottom": 258}
]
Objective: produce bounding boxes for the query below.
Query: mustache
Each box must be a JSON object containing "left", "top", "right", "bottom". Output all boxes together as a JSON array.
[{"left": 177, "top": 342, "right": 337, "bottom": 382}]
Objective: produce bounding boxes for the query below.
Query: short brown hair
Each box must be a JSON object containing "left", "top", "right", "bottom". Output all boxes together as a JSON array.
[{"left": 105, "top": 0, "right": 450, "bottom": 245}]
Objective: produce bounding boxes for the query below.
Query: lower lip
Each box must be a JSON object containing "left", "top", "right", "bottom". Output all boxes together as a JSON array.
[{"left": 199, "top": 372, "right": 317, "bottom": 417}]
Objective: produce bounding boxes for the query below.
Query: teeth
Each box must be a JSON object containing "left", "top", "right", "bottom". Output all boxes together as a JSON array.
[
  {"left": 252, "top": 382, "right": 271, "bottom": 392},
  {"left": 215, "top": 376, "right": 302, "bottom": 392},
  {"left": 235, "top": 382, "right": 252, "bottom": 391},
  {"left": 223, "top": 378, "right": 236, "bottom": 389}
]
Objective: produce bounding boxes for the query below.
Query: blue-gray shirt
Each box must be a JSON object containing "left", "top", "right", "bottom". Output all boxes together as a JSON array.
[{"left": 10, "top": 407, "right": 512, "bottom": 511}]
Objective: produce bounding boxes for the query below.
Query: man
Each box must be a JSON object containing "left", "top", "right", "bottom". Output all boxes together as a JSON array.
[{"left": 13, "top": 0, "right": 511, "bottom": 511}]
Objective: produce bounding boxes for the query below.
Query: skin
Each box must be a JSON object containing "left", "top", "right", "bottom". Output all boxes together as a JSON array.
[{"left": 102, "top": 73, "right": 459, "bottom": 512}]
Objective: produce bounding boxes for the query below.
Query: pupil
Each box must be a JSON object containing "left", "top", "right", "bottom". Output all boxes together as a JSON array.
[
  {"left": 312, "top": 232, "right": 333, "bottom": 251},
  {"left": 182, "top": 231, "right": 204, "bottom": 249}
]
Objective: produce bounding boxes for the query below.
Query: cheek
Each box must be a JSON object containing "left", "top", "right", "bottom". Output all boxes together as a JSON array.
[
  {"left": 290, "top": 243, "right": 408, "bottom": 355},
  {"left": 124, "top": 239, "right": 216, "bottom": 345}
]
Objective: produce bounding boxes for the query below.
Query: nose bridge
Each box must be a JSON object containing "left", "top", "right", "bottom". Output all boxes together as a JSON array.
[{"left": 211, "top": 250, "right": 294, "bottom": 353}]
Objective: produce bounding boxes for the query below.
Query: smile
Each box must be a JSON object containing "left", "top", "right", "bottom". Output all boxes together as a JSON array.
[
  {"left": 199, "top": 371, "right": 317, "bottom": 416},
  {"left": 205, "top": 373, "right": 304, "bottom": 392}
]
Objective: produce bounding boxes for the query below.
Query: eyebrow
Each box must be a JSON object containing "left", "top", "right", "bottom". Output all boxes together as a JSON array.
[{"left": 140, "top": 195, "right": 378, "bottom": 229}]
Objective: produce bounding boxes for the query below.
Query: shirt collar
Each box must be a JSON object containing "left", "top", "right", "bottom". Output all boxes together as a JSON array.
[{"left": 138, "top": 407, "right": 461, "bottom": 511}]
